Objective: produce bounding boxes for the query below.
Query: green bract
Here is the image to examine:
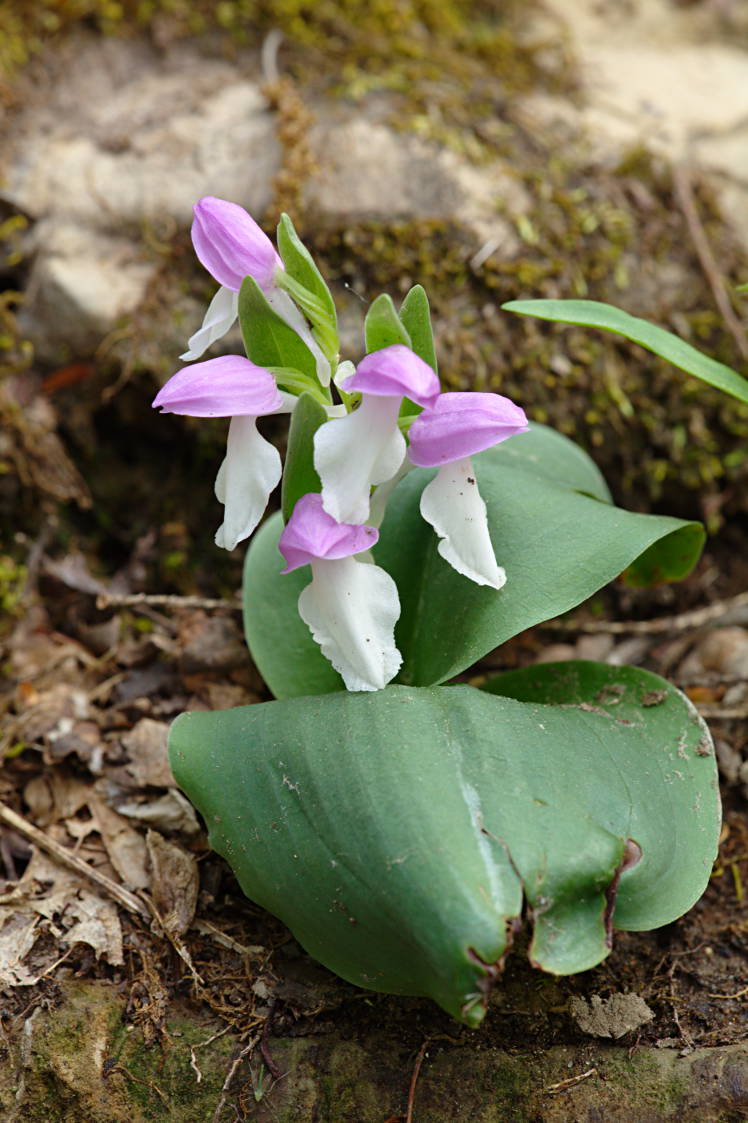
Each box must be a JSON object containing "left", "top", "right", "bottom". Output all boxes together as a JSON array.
[{"left": 170, "top": 664, "right": 719, "bottom": 1027}]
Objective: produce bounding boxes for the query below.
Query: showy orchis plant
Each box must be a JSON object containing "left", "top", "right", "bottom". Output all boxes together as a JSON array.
[
  {"left": 160, "top": 198, "right": 720, "bottom": 1027},
  {"left": 154, "top": 198, "right": 529, "bottom": 689}
]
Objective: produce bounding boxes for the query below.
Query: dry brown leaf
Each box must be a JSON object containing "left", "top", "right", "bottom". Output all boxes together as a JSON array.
[
  {"left": 118, "top": 718, "right": 173, "bottom": 788},
  {"left": 146, "top": 830, "right": 198, "bottom": 937},
  {"left": 1, "top": 382, "right": 92, "bottom": 508},
  {"left": 87, "top": 794, "right": 149, "bottom": 890},
  {"left": 113, "top": 788, "right": 201, "bottom": 836},
  {"left": 0, "top": 850, "right": 124, "bottom": 979},
  {"left": 0, "top": 911, "right": 43, "bottom": 987},
  {"left": 23, "top": 772, "right": 90, "bottom": 826},
  {"left": 13, "top": 682, "right": 91, "bottom": 748},
  {"left": 177, "top": 611, "right": 248, "bottom": 672}
]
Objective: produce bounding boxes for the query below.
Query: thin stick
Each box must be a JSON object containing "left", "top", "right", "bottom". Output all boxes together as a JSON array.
[
  {"left": 545, "top": 591, "right": 748, "bottom": 636},
  {"left": 405, "top": 1039, "right": 430, "bottom": 1123},
  {"left": 0, "top": 802, "right": 150, "bottom": 920},
  {"left": 260, "top": 999, "right": 283, "bottom": 1080},
  {"left": 544, "top": 1067, "right": 597, "bottom": 1095},
  {"left": 707, "top": 985, "right": 748, "bottom": 1000},
  {"left": 191, "top": 919, "right": 266, "bottom": 958},
  {"left": 96, "top": 592, "right": 240, "bottom": 612},
  {"left": 673, "top": 165, "right": 748, "bottom": 361},
  {"left": 211, "top": 1034, "right": 261, "bottom": 1123}
]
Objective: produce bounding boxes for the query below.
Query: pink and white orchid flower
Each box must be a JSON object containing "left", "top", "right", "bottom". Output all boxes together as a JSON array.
[
  {"left": 153, "top": 355, "right": 294, "bottom": 550},
  {"left": 181, "top": 196, "right": 330, "bottom": 386},
  {"left": 314, "top": 345, "right": 440, "bottom": 525},
  {"left": 278, "top": 494, "right": 402, "bottom": 691},
  {"left": 407, "top": 392, "right": 529, "bottom": 588}
]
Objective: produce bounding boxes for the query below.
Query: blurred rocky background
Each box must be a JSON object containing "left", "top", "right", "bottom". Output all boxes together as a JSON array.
[{"left": 1, "top": 0, "right": 748, "bottom": 602}]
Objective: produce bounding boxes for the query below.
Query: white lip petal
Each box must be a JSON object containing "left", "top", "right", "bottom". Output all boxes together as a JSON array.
[
  {"left": 180, "top": 286, "right": 239, "bottom": 361},
  {"left": 214, "top": 416, "right": 282, "bottom": 550},
  {"left": 298, "top": 556, "right": 402, "bottom": 691},
  {"left": 419, "top": 457, "right": 506, "bottom": 590},
  {"left": 314, "top": 395, "right": 406, "bottom": 524},
  {"left": 266, "top": 288, "right": 332, "bottom": 387}
]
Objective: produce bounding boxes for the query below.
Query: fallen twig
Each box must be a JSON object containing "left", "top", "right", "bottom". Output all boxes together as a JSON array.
[
  {"left": 543, "top": 1067, "right": 597, "bottom": 1095},
  {"left": 104, "top": 1062, "right": 169, "bottom": 1107},
  {"left": 673, "top": 164, "right": 748, "bottom": 362},
  {"left": 406, "top": 1038, "right": 430, "bottom": 1123},
  {"left": 0, "top": 802, "right": 150, "bottom": 920},
  {"left": 191, "top": 918, "right": 267, "bottom": 957},
  {"left": 211, "top": 1034, "right": 261, "bottom": 1123},
  {"left": 96, "top": 591, "right": 240, "bottom": 612},
  {"left": 545, "top": 591, "right": 748, "bottom": 636},
  {"left": 707, "top": 985, "right": 748, "bottom": 1000}
]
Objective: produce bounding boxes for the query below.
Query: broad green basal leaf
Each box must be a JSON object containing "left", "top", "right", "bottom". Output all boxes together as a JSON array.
[
  {"left": 376, "top": 423, "right": 704, "bottom": 687},
  {"left": 169, "top": 669, "right": 718, "bottom": 1025},
  {"left": 502, "top": 298, "right": 748, "bottom": 405},
  {"left": 482, "top": 661, "right": 720, "bottom": 932}
]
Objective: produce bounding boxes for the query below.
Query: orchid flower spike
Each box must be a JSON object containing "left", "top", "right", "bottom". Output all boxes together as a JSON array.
[
  {"left": 181, "top": 196, "right": 330, "bottom": 385},
  {"left": 278, "top": 493, "right": 402, "bottom": 692},
  {"left": 314, "top": 345, "right": 440, "bottom": 524},
  {"left": 407, "top": 392, "right": 529, "bottom": 589},
  {"left": 153, "top": 355, "right": 293, "bottom": 550}
]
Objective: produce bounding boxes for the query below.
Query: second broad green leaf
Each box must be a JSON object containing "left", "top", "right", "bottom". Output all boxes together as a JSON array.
[{"left": 375, "top": 423, "right": 705, "bottom": 686}]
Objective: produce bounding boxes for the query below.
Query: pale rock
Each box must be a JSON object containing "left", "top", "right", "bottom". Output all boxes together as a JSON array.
[
  {"left": 528, "top": 0, "right": 748, "bottom": 248},
  {"left": 575, "top": 634, "right": 615, "bottom": 662},
  {"left": 305, "top": 116, "right": 528, "bottom": 255},
  {"left": 679, "top": 627, "right": 748, "bottom": 679},
  {"left": 570, "top": 993, "right": 654, "bottom": 1039},
  {"left": 21, "top": 222, "right": 157, "bottom": 362},
  {"left": 4, "top": 32, "right": 279, "bottom": 360},
  {"left": 5, "top": 37, "right": 278, "bottom": 227},
  {"left": 535, "top": 643, "right": 576, "bottom": 664}
]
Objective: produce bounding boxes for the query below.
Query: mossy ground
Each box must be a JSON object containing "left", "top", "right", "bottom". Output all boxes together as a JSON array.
[{"left": 3, "top": 979, "right": 745, "bottom": 1121}]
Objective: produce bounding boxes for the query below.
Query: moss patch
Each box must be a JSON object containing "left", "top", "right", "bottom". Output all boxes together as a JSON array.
[
  {"left": 0, "top": 0, "right": 573, "bottom": 108},
  {"left": 305, "top": 147, "right": 748, "bottom": 528}
]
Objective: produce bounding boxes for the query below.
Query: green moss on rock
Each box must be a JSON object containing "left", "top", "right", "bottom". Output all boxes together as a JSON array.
[{"left": 305, "top": 148, "right": 748, "bottom": 527}]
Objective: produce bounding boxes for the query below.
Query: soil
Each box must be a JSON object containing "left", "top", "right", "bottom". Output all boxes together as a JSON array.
[{"left": 1, "top": 523, "right": 747, "bottom": 1120}]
